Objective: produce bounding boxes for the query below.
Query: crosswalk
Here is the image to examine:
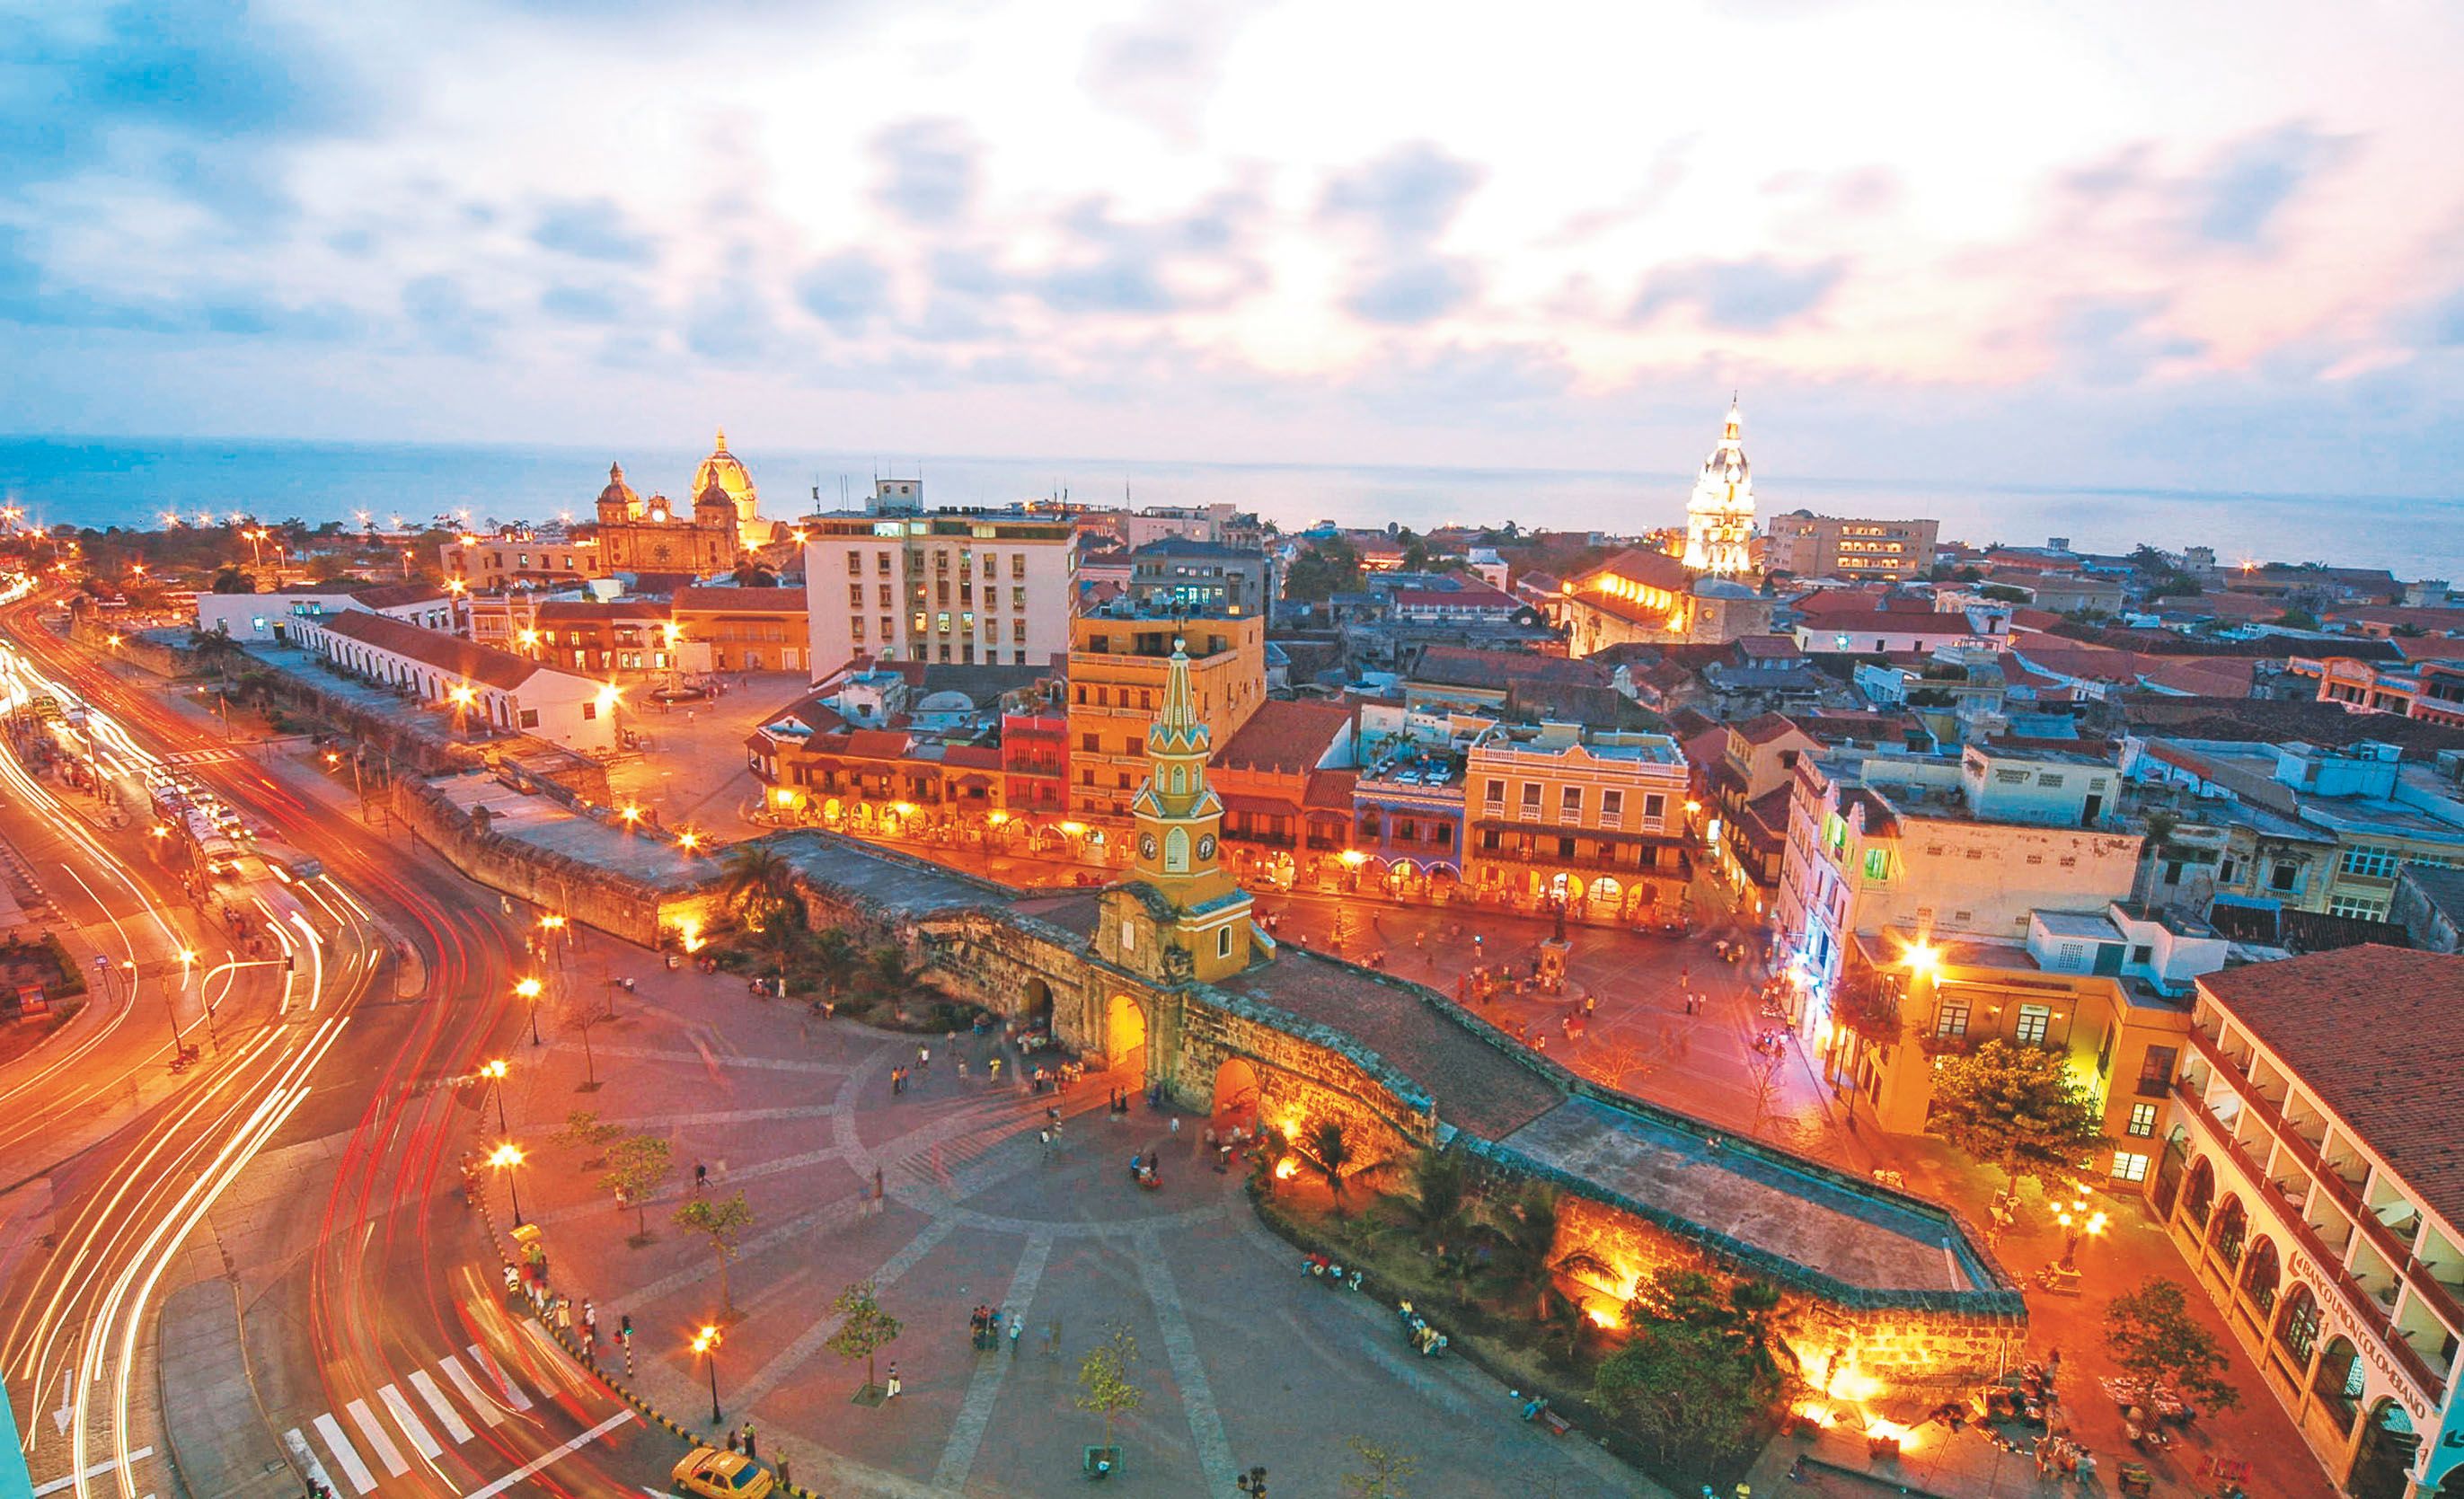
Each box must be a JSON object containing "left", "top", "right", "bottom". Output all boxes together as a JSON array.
[
  {"left": 160, "top": 747, "right": 242, "bottom": 765},
  {"left": 285, "top": 1345, "right": 564, "bottom": 1496}
]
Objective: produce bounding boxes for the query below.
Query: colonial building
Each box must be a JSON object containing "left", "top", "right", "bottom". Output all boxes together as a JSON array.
[
  {"left": 196, "top": 581, "right": 456, "bottom": 643},
  {"left": 438, "top": 527, "right": 604, "bottom": 587},
  {"left": 2161, "top": 948, "right": 2464, "bottom": 1499},
  {"left": 1126, "top": 536, "right": 1275, "bottom": 621},
  {"left": 1561, "top": 548, "right": 1775, "bottom": 656},
  {"left": 1066, "top": 606, "right": 1266, "bottom": 826},
  {"left": 1462, "top": 722, "right": 1693, "bottom": 921},
  {"left": 288, "top": 609, "right": 619, "bottom": 754},
  {"left": 670, "top": 586, "right": 809, "bottom": 675},
  {"left": 592, "top": 431, "right": 779, "bottom": 575},
  {"left": 1681, "top": 400, "right": 1756, "bottom": 578}
]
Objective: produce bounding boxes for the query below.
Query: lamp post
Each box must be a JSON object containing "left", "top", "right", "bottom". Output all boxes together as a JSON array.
[
  {"left": 693, "top": 1325, "right": 724, "bottom": 1426},
  {"left": 490, "top": 1142, "right": 527, "bottom": 1227},
  {"left": 148, "top": 957, "right": 184, "bottom": 1057},
  {"left": 2058, "top": 1196, "right": 2107, "bottom": 1270},
  {"left": 481, "top": 1058, "right": 510, "bottom": 1132},
  {"left": 516, "top": 976, "right": 544, "bottom": 1045}
]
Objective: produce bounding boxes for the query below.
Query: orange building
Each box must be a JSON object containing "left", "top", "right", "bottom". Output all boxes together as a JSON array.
[{"left": 1065, "top": 607, "right": 1266, "bottom": 830}]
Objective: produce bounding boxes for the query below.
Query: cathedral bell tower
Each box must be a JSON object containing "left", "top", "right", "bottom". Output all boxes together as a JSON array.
[{"left": 1096, "top": 637, "right": 1257, "bottom": 985}]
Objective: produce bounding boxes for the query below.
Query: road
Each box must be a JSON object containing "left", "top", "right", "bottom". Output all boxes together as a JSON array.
[{"left": 0, "top": 586, "right": 684, "bottom": 1499}]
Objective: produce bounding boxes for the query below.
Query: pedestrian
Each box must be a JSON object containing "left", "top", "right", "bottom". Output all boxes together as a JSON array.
[
  {"left": 958, "top": 1058, "right": 969, "bottom": 1081},
  {"left": 583, "top": 1299, "right": 597, "bottom": 1343},
  {"left": 1009, "top": 1318, "right": 1022, "bottom": 1354},
  {"left": 988, "top": 1056, "right": 1002, "bottom": 1083},
  {"left": 1039, "top": 1127, "right": 1052, "bottom": 1157},
  {"left": 873, "top": 1164, "right": 886, "bottom": 1211},
  {"left": 556, "top": 1297, "right": 573, "bottom": 1334},
  {"left": 695, "top": 1161, "right": 710, "bottom": 1193},
  {"left": 727, "top": 1428, "right": 740, "bottom": 1454},
  {"left": 884, "top": 1363, "right": 901, "bottom": 1399},
  {"left": 775, "top": 1458, "right": 791, "bottom": 1490},
  {"left": 742, "top": 1422, "right": 757, "bottom": 1459},
  {"left": 919, "top": 1044, "right": 931, "bottom": 1068},
  {"left": 1169, "top": 1116, "right": 1180, "bottom": 1137}
]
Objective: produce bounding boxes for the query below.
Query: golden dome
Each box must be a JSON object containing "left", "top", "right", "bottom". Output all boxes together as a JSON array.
[
  {"left": 690, "top": 428, "right": 758, "bottom": 521},
  {"left": 596, "top": 462, "right": 640, "bottom": 513}
]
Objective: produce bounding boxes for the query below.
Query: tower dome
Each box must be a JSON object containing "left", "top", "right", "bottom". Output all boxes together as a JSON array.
[
  {"left": 689, "top": 428, "right": 759, "bottom": 525},
  {"left": 596, "top": 462, "right": 641, "bottom": 521}
]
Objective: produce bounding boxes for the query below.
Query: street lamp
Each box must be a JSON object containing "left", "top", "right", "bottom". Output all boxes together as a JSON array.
[
  {"left": 693, "top": 1325, "right": 724, "bottom": 1426},
  {"left": 2058, "top": 1196, "right": 2107, "bottom": 1270},
  {"left": 490, "top": 1142, "right": 527, "bottom": 1227},
  {"left": 516, "top": 976, "right": 544, "bottom": 1045},
  {"left": 480, "top": 1058, "right": 510, "bottom": 1132}
]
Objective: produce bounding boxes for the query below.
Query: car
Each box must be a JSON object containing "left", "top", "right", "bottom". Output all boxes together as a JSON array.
[{"left": 670, "top": 1447, "right": 773, "bottom": 1498}]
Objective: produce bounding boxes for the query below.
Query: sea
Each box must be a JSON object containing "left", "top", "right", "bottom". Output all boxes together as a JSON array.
[{"left": 0, "top": 436, "right": 2450, "bottom": 578}]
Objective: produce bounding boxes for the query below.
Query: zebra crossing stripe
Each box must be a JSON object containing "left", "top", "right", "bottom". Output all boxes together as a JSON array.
[
  {"left": 408, "top": 1368, "right": 476, "bottom": 1443},
  {"left": 346, "top": 1398, "right": 411, "bottom": 1477},
  {"left": 379, "top": 1381, "right": 444, "bottom": 1459},
  {"left": 466, "top": 1343, "right": 535, "bottom": 1411},
  {"left": 311, "top": 1412, "right": 378, "bottom": 1495},
  {"left": 437, "top": 1352, "right": 508, "bottom": 1425}
]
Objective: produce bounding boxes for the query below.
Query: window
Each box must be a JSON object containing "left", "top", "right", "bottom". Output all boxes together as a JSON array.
[
  {"left": 2036, "top": 772, "right": 2064, "bottom": 788},
  {"left": 1643, "top": 792, "right": 1666, "bottom": 821},
  {"left": 1480, "top": 828, "right": 1501, "bottom": 851},
  {"left": 2014, "top": 1003, "right": 2052, "bottom": 1045},
  {"left": 849, "top": 583, "right": 864, "bottom": 606},
  {"left": 879, "top": 584, "right": 893, "bottom": 607},
  {"left": 1935, "top": 1001, "right": 1969, "bottom": 1038},
  {"left": 2340, "top": 844, "right": 2400, "bottom": 879},
  {"left": 846, "top": 551, "right": 863, "bottom": 575},
  {"left": 2109, "top": 1151, "right": 2150, "bottom": 1184},
  {"left": 1603, "top": 790, "right": 1625, "bottom": 821},
  {"left": 2126, "top": 1102, "right": 2158, "bottom": 1137},
  {"left": 1485, "top": 778, "right": 1505, "bottom": 809},
  {"left": 1520, "top": 783, "right": 1541, "bottom": 815},
  {"left": 2330, "top": 895, "right": 2388, "bottom": 919},
  {"left": 1560, "top": 786, "right": 1583, "bottom": 819},
  {"left": 935, "top": 611, "right": 951, "bottom": 633},
  {"left": 880, "top": 617, "right": 894, "bottom": 642},
  {"left": 1862, "top": 848, "right": 1889, "bottom": 881},
  {"left": 1216, "top": 927, "right": 1232, "bottom": 958},
  {"left": 580, "top": 701, "right": 598, "bottom": 721},
  {"left": 1011, "top": 555, "right": 1026, "bottom": 578},
  {"left": 1557, "top": 835, "right": 1576, "bottom": 859},
  {"left": 2137, "top": 1045, "right": 2177, "bottom": 1097},
  {"left": 2130, "top": 944, "right": 2153, "bottom": 966},
  {"left": 1082, "top": 733, "right": 1099, "bottom": 753},
  {"left": 517, "top": 709, "right": 540, "bottom": 728},
  {"left": 1012, "top": 620, "right": 1027, "bottom": 643}
]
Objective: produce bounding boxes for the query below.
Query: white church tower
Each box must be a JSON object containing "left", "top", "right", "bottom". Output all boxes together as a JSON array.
[{"left": 1681, "top": 398, "right": 1756, "bottom": 578}]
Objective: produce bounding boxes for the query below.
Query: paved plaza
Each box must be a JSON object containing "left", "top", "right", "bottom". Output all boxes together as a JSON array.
[{"left": 495, "top": 950, "right": 1653, "bottom": 1498}]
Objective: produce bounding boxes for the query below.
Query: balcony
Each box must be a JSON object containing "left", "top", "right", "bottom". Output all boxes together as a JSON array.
[{"left": 2174, "top": 1082, "right": 2447, "bottom": 1403}]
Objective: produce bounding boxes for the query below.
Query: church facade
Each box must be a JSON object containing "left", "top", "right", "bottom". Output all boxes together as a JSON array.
[
  {"left": 1680, "top": 401, "right": 1757, "bottom": 578},
  {"left": 591, "top": 430, "right": 783, "bottom": 575}
]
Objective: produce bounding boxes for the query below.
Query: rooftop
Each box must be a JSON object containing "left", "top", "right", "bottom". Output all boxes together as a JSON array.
[
  {"left": 315, "top": 610, "right": 544, "bottom": 692},
  {"left": 2200, "top": 947, "right": 2464, "bottom": 1232}
]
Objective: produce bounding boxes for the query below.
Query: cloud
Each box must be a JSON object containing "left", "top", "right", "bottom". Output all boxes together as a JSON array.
[
  {"left": 540, "top": 283, "right": 628, "bottom": 323},
  {"left": 1345, "top": 260, "right": 1479, "bottom": 326},
  {"left": 872, "top": 119, "right": 982, "bottom": 226},
  {"left": 401, "top": 276, "right": 499, "bottom": 357},
  {"left": 2054, "top": 296, "right": 2205, "bottom": 385},
  {"left": 1320, "top": 144, "right": 1482, "bottom": 242},
  {"left": 796, "top": 251, "right": 891, "bottom": 330},
  {"left": 2194, "top": 122, "right": 2347, "bottom": 245},
  {"left": 1631, "top": 258, "right": 1846, "bottom": 332},
  {"left": 532, "top": 198, "right": 658, "bottom": 266},
  {"left": 1080, "top": 2, "right": 1243, "bottom": 141}
]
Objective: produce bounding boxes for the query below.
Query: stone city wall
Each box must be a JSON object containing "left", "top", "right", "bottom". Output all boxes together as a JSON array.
[
  {"left": 389, "top": 778, "right": 711, "bottom": 948},
  {"left": 67, "top": 615, "right": 193, "bottom": 677}
]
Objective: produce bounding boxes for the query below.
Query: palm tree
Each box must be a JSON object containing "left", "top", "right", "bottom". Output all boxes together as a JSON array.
[
  {"left": 809, "top": 928, "right": 858, "bottom": 998},
  {"left": 866, "top": 944, "right": 912, "bottom": 998},
  {"left": 1482, "top": 1184, "right": 1562, "bottom": 1319},
  {"left": 1308, "top": 1119, "right": 1354, "bottom": 1204},
  {"left": 718, "top": 842, "right": 795, "bottom": 929},
  {"left": 1400, "top": 1147, "right": 1469, "bottom": 1252}
]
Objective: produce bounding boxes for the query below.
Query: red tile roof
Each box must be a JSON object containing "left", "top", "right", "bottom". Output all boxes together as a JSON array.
[
  {"left": 2200, "top": 948, "right": 2464, "bottom": 1230},
  {"left": 1735, "top": 712, "right": 1804, "bottom": 745},
  {"left": 1583, "top": 547, "right": 1694, "bottom": 595},
  {"left": 671, "top": 586, "right": 808, "bottom": 614},
  {"left": 1215, "top": 699, "right": 1354, "bottom": 775},
  {"left": 314, "top": 610, "right": 541, "bottom": 692},
  {"left": 843, "top": 728, "right": 913, "bottom": 760},
  {"left": 1303, "top": 768, "right": 1359, "bottom": 810}
]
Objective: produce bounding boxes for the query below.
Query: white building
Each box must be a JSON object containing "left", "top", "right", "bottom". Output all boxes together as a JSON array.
[
  {"left": 803, "top": 505, "right": 1078, "bottom": 670},
  {"left": 1681, "top": 400, "right": 1756, "bottom": 578},
  {"left": 2165, "top": 947, "right": 2464, "bottom": 1499},
  {"left": 195, "top": 582, "right": 456, "bottom": 643},
  {"left": 288, "top": 610, "right": 619, "bottom": 754}
]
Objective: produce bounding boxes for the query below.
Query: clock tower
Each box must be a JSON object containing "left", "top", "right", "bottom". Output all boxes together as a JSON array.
[{"left": 1099, "top": 637, "right": 1257, "bottom": 984}]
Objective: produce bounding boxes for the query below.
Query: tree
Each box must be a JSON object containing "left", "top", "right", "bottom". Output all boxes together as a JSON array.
[
  {"left": 559, "top": 995, "right": 606, "bottom": 1089},
  {"left": 1481, "top": 1183, "right": 1562, "bottom": 1318},
  {"left": 809, "top": 927, "right": 859, "bottom": 998},
  {"left": 719, "top": 842, "right": 798, "bottom": 930},
  {"left": 865, "top": 943, "right": 912, "bottom": 998},
  {"left": 673, "top": 1190, "right": 755, "bottom": 1314},
  {"left": 1595, "top": 1320, "right": 1779, "bottom": 1463},
  {"left": 1928, "top": 1039, "right": 2106, "bottom": 1196},
  {"left": 1339, "top": 1436, "right": 1417, "bottom": 1499},
  {"left": 1305, "top": 1118, "right": 1354, "bottom": 1202},
  {"left": 553, "top": 1110, "right": 623, "bottom": 1159},
  {"left": 598, "top": 1133, "right": 673, "bottom": 1241},
  {"left": 1075, "top": 1322, "right": 1144, "bottom": 1451},
  {"left": 2273, "top": 607, "right": 2319, "bottom": 630},
  {"left": 1400, "top": 1147, "right": 1467, "bottom": 1251},
  {"left": 825, "top": 1278, "right": 903, "bottom": 1397},
  {"left": 2105, "top": 1279, "right": 2241, "bottom": 1412},
  {"left": 208, "top": 566, "right": 251, "bottom": 594}
]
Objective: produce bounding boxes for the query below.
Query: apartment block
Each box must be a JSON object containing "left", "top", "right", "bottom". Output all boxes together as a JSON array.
[{"left": 1763, "top": 513, "right": 1940, "bottom": 581}]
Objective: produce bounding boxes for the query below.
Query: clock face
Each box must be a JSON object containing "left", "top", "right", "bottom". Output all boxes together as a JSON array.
[
  {"left": 1197, "top": 833, "right": 1216, "bottom": 860},
  {"left": 1139, "top": 833, "right": 1159, "bottom": 860}
]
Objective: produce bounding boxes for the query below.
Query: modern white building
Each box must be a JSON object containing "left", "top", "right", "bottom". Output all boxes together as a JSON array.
[
  {"left": 2163, "top": 947, "right": 2464, "bottom": 1499},
  {"left": 1681, "top": 400, "right": 1756, "bottom": 578},
  {"left": 803, "top": 498, "right": 1078, "bottom": 671},
  {"left": 195, "top": 582, "right": 456, "bottom": 643},
  {"left": 287, "top": 610, "right": 619, "bottom": 754}
]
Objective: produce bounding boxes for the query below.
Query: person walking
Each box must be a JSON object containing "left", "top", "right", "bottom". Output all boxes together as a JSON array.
[
  {"left": 883, "top": 1362, "right": 901, "bottom": 1399},
  {"left": 694, "top": 1161, "right": 710, "bottom": 1194},
  {"left": 1008, "top": 1318, "right": 1022, "bottom": 1354},
  {"left": 918, "top": 1044, "right": 931, "bottom": 1069},
  {"left": 741, "top": 1422, "right": 757, "bottom": 1459},
  {"left": 582, "top": 1299, "right": 597, "bottom": 1344},
  {"left": 873, "top": 1164, "right": 886, "bottom": 1212}
]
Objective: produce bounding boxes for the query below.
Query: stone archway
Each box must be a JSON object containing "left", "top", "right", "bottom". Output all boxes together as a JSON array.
[
  {"left": 1021, "top": 976, "right": 1054, "bottom": 1029},
  {"left": 1107, "top": 992, "right": 1149, "bottom": 1082},
  {"left": 2350, "top": 1398, "right": 2422, "bottom": 1499},
  {"left": 1212, "top": 1055, "right": 1261, "bottom": 1124},
  {"left": 2180, "top": 1155, "right": 2216, "bottom": 1228}
]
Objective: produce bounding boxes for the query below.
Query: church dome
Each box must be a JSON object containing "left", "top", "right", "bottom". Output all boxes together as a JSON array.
[
  {"left": 597, "top": 462, "right": 640, "bottom": 509},
  {"left": 690, "top": 428, "right": 758, "bottom": 518}
]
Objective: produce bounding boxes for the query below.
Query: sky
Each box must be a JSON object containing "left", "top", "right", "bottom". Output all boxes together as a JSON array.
[{"left": 2, "top": 0, "right": 2461, "bottom": 499}]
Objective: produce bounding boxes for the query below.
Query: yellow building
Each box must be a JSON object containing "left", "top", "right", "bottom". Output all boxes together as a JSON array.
[
  {"left": 1066, "top": 607, "right": 1265, "bottom": 827},
  {"left": 1462, "top": 723, "right": 1692, "bottom": 921}
]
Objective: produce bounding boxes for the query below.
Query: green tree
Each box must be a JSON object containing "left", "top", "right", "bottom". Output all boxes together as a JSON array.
[
  {"left": 1075, "top": 1322, "right": 1144, "bottom": 1451},
  {"left": 1480, "top": 1183, "right": 1563, "bottom": 1318},
  {"left": 553, "top": 1109, "right": 622, "bottom": 1157},
  {"left": 2273, "top": 607, "right": 2319, "bottom": 630},
  {"left": 1594, "top": 1320, "right": 1778, "bottom": 1463},
  {"left": 1339, "top": 1436, "right": 1417, "bottom": 1498},
  {"left": 865, "top": 943, "right": 913, "bottom": 998},
  {"left": 598, "top": 1133, "right": 673, "bottom": 1241},
  {"left": 1400, "top": 1147, "right": 1468, "bottom": 1251},
  {"left": 1928, "top": 1038, "right": 2106, "bottom": 1196},
  {"left": 2105, "top": 1278, "right": 2241, "bottom": 1412},
  {"left": 824, "top": 1278, "right": 904, "bottom": 1397},
  {"left": 208, "top": 566, "right": 252, "bottom": 594},
  {"left": 673, "top": 1190, "right": 755, "bottom": 1314},
  {"left": 809, "top": 928, "right": 859, "bottom": 998},
  {"left": 1306, "top": 1118, "right": 1354, "bottom": 1203},
  {"left": 719, "top": 842, "right": 798, "bottom": 930}
]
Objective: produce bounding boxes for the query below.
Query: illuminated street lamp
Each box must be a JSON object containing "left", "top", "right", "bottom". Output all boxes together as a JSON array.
[
  {"left": 677, "top": 830, "right": 700, "bottom": 853},
  {"left": 516, "top": 975, "right": 544, "bottom": 1045},
  {"left": 2058, "top": 1196, "right": 2107, "bottom": 1270},
  {"left": 693, "top": 1325, "right": 724, "bottom": 1425},
  {"left": 490, "top": 1142, "right": 527, "bottom": 1227},
  {"left": 479, "top": 1058, "right": 510, "bottom": 1132}
]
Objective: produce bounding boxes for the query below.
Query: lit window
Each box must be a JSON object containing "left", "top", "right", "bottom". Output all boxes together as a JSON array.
[
  {"left": 2109, "top": 1151, "right": 2150, "bottom": 1183},
  {"left": 2126, "top": 1103, "right": 2157, "bottom": 1137}
]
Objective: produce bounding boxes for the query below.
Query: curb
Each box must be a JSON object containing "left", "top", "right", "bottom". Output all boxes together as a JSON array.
[{"left": 472, "top": 1176, "right": 828, "bottom": 1499}]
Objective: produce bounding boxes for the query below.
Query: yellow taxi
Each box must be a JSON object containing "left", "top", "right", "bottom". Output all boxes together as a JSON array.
[{"left": 670, "top": 1446, "right": 775, "bottom": 1498}]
